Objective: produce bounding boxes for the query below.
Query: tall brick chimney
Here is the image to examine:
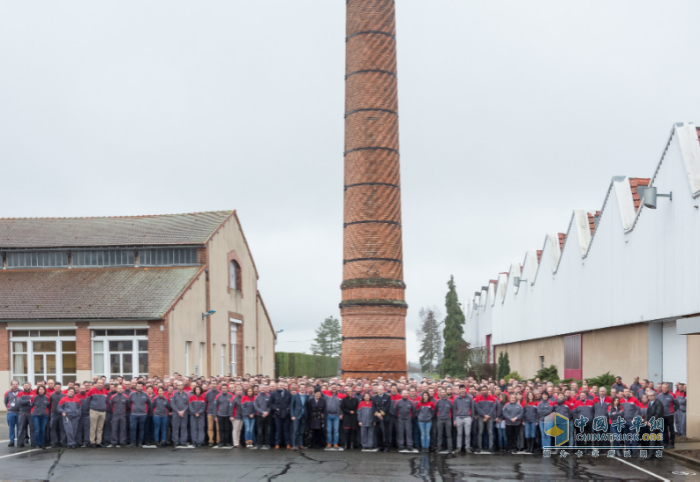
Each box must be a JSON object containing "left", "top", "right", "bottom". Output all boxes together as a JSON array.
[{"left": 341, "top": 0, "right": 407, "bottom": 379}]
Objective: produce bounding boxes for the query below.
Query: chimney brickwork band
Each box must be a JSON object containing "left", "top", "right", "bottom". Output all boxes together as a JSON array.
[{"left": 341, "top": 0, "right": 407, "bottom": 379}]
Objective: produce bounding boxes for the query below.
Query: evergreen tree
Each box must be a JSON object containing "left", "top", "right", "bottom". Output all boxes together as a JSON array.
[
  {"left": 310, "top": 316, "right": 342, "bottom": 356},
  {"left": 416, "top": 307, "right": 442, "bottom": 372},
  {"left": 441, "top": 275, "right": 466, "bottom": 376},
  {"left": 497, "top": 351, "right": 511, "bottom": 380},
  {"left": 497, "top": 352, "right": 505, "bottom": 379},
  {"left": 502, "top": 351, "right": 511, "bottom": 378}
]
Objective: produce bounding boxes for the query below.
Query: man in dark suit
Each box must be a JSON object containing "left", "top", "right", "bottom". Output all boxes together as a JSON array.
[
  {"left": 372, "top": 385, "right": 392, "bottom": 452},
  {"left": 290, "top": 383, "right": 309, "bottom": 450},
  {"left": 645, "top": 390, "right": 665, "bottom": 459},
  {"left": 270, "top": 381, "right": 292, "bottom": 449}
]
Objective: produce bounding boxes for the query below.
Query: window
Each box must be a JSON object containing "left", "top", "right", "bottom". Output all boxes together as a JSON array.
[
  {"left": 139, "top": 248, "right": 197, "bottom": 266},
  {"left": 231, "top": 324, "right": 238, "bottom": 376},
  {"left": 540, "top": 356, "right": 545, "bottom": 369},
  {"left": 7, "top": 251, "right": 68, "bottom": 268},
  {"left": 92, "top": 330, "right": 148, "bottom": 379},
  {"left": 229, "top": 260, "right": 241, "bottom": 291},
  {"left": 221, "top": 344, "right": 226, "bottom": 376},
  {"left": 73, "top": 250, "right": 134, "bottom": 267},
  {"left": 10, "top": 330, "right": 77, "bottom": 385}
]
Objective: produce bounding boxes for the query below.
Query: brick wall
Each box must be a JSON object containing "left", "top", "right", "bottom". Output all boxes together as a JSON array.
[
  {"left": 0, "top": 322, "right": 8, "bottom": 371},
  {"left": 149, "top": 319, "right": 169, "bottom": 377},
  {"left": 75, "top": 322, "right": 91, "bottom": 371},
  {"left": 341, "top": 0, "right": 407, "bottom": 379}
]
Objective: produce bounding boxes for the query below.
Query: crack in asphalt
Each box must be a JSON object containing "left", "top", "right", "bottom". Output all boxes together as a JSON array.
[
  {"left": 266, "top": 461, "right": 293, "bottom": 481},
  {"left": 47, "top": 448, "right": 64, "bottom": 480}
]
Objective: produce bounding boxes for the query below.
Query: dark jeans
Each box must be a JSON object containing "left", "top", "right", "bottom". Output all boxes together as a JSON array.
[
  {"left": 218, "top": 416, "right": 232, "bottom": 446},
  {"left": 506, "top": 424, "right": 520, "bottom": 452},
  {"left": 256, "top": 415, "right": 271, "bottom": 446},
  {"left": 154, "top": 416, "right": 168, "bottom": 443},
  {"left": 32, "top": 415, "right": 48, "bottom": 447},
  {"left": 6, "top": 412, "right": 18, "bottom": 444},
  {"left": 130, "top": 414, "right": 147, "bottom": 445}
]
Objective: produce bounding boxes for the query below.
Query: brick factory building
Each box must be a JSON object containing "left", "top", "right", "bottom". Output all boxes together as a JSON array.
[
  {"left": 0, "top": 210, "right": 276, "bottom": 397},
  {"left": 340, "top": 0, "right": 408, "bottom": 379}
]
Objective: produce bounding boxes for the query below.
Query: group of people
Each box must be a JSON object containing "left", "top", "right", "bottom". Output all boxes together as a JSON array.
[{"left": 3, "top": 372, "right": 687, "bottom": 460}]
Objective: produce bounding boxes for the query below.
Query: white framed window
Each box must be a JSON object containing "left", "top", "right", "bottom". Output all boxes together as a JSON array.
[
  {"left": 230, "top": 324, "right": 238, "bottom": 376},
  {"left": 229, "top": 260, "right": 241, "bottom": 290},
  {"left": 221, "top": 344, "right": 226, "bottom": 376},
  {"left": 92, "top": 329, "right": 148, "bottom": 379},
  {"left": 10, "top": 329, "right": 77, "bottom": 386}
]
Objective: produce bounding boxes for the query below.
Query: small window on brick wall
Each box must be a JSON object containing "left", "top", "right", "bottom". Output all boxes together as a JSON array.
[{"left": 229, "top": 260, "right": 241, "bottom": 291}]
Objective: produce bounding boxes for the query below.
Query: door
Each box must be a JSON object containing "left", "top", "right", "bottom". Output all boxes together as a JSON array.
[
  {"left": 230, "top": 324, "right": 238, "bottom": 376},
  {"left": 663, "top": 321, "right": 687, "bottom": 386},
  {"left": 564, "top": 334, "right": 582, "bottom": 381},
  {"left": 33, "top": 341, "right": 57, "bottom": 381}
]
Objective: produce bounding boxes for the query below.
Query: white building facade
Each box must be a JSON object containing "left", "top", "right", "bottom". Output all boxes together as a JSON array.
[{"left": 466, "top": 123, "right": 700, "bottom": 433}]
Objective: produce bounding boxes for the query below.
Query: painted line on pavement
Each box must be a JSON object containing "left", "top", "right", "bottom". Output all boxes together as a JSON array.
[
  {"left": 613, "top": 456, "right": 670, "bottom": 482},
  {"left": 0, "top": 448, "right": 42, "bottom": 459}
]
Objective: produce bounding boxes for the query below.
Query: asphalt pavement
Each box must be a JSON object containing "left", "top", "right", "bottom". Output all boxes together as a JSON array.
[{"left": 0, "top": 424, "right": 698, "bottom": 480}]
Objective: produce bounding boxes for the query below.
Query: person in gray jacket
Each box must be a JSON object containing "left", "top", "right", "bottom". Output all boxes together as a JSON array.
[
  {"left": 502, "top": 394, "right": 523, "bottom": 454},
  {"left": 357, "top": 393, "right": 376, "bottom": 451},
  {"left": 324, "top": 385, "right": 343, "bottom": 450},
  {"left": 58, "top": 388, "right": 82, "bottom": 449},
  {"left": 188, "top": 386, "right": 207, "bottom": 447},
  {"left": 254, "top": 385, "right": 272, "bottom": 449},
  {"left": 537, "top": 392, "right": 554, "bottom": 451},
  {"left": 170, "top": 382, "right": 190, "bottom": 447},
  {"left": 108, "top": 385, "right": 129, "bottom": 447},
  {"left": 391, "top": 390, "right": 416, "bottom": 452},
  {"left": 552, "top": 394, "right": 573, "bottom": 448},
  {"left": 453, "top": 385, "right": 475, "bottom": 454},
  {"left": 474, "top": 386, "right": 498, "bottom": 453},
  {"left": 128, "top": 382, "right": 152, "bottom": 447},
  {"left": 435, "top": 388, "right": 454, "bottom": 454}
]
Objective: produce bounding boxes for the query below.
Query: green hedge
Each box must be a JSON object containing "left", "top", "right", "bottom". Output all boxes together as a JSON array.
[{"left": 275, "top": 352, "right": 339, "bottom": 378}]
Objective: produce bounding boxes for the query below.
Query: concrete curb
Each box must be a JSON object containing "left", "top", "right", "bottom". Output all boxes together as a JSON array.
[{"left": 665, "top": 450, "right": 700, "bottom": 469}]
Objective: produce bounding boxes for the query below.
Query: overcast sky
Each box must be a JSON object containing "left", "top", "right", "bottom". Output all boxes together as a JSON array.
[{"left": 2, "top": 1, "right": 699, "bottom": 363}]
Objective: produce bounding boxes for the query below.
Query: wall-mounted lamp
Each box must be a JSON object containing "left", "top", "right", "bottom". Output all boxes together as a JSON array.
[
  {"left": 513, "top": 276, "right": 528, "bottom": 287},
  {"left": 202, "top": 310, "right": 216, "bottom": 320},
  {"left": 643, "top": 186, "right": 672, "bottom": 210}
]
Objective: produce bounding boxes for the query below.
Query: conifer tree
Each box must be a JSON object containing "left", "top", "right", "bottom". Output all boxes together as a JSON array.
[
  {"left": 441, "top": 275, "right": 466, "bottom": 376},
  {"left": 310, "top": 316, "right": 342, "bottom": 356},
  {"left": 416, "top": 307, "right": 442, "bottom": 372}
]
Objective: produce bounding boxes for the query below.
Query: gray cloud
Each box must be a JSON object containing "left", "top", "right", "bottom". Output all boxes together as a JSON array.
[{"left": 1, "top": 1, "right": 699, "bottom": 362}]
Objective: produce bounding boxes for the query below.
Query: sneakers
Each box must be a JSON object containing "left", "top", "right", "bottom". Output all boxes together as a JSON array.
[
  {"left": 8, "top": 443, "right": 14, "bottom": 447},
  {"left": 275, "top": 445, "right": 279, "bottom": 449},
  {"left": 286, "top": 445, "right": 291, "bottom": 450}
]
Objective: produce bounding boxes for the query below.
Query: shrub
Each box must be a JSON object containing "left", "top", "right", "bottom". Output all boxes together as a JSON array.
[
  {"left": 534, "top": 365, "right": 560, "bottom": 383},
  {"left": 505, "top": 371, "right": 522, "bottom": 381}
]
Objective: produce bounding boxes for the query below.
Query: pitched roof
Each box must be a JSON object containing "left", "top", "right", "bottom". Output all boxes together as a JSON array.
[
  {"left": 0, "top": 211, "right": 233, "bottom": 248},
  {"left": 0, "top": 267, "right": 201, "bottom": 320}
]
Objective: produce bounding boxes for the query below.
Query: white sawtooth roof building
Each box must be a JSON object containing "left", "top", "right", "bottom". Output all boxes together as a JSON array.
[{"left": 466, "top": 122, "right": 700, "bottom": 386}]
